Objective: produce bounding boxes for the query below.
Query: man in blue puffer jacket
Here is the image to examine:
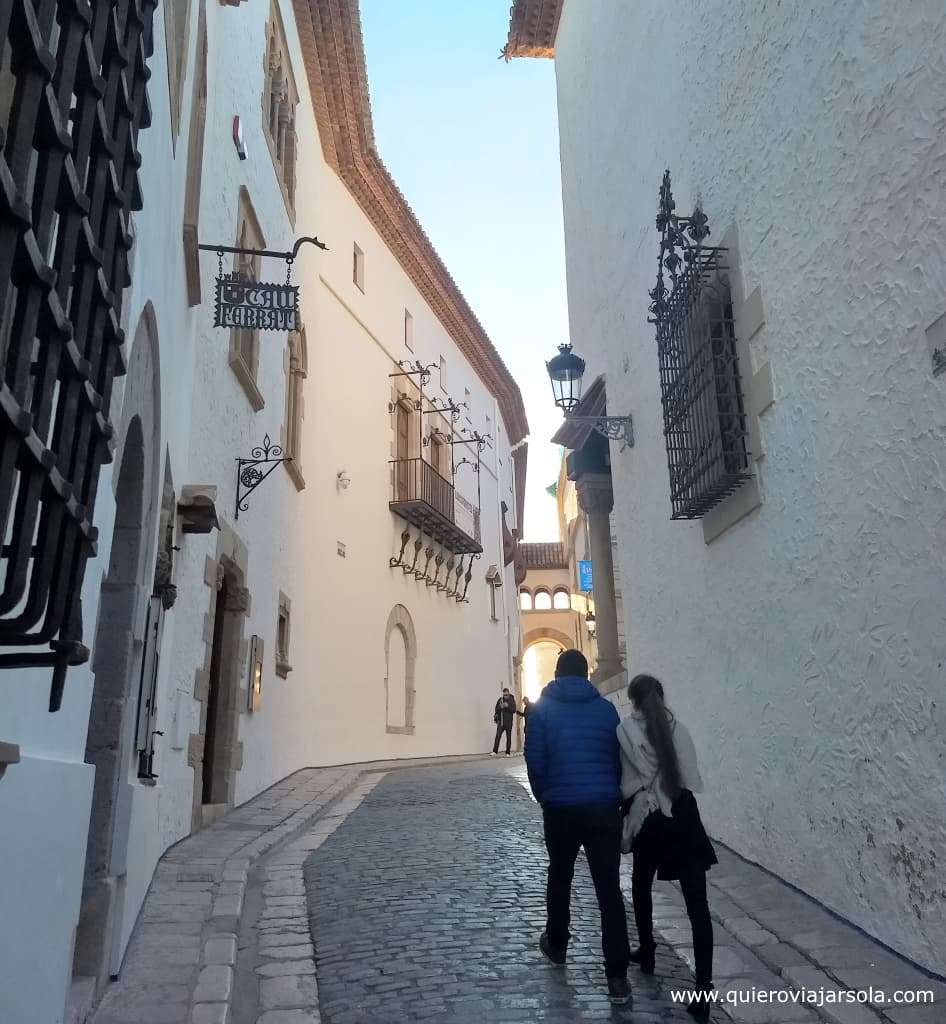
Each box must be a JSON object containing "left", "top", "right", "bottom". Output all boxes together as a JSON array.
[{"left": 524, "top": 648, "right": 632, "bottom": 1005}]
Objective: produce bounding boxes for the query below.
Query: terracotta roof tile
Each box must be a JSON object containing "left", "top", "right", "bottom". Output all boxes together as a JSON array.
[
  {"left": 520, "top": 541, "right": 567, "bottom": 569},
  {"left": 504, "top": 0, "right": 563, "bottom": 59}
]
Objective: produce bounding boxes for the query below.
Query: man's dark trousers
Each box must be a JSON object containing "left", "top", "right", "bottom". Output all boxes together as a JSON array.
[
  {"left": 493, "top": 720, "right": 512, "bottom": 754},
  {"left": 543, "top": 804, "right": 631, "bottom": 978}
]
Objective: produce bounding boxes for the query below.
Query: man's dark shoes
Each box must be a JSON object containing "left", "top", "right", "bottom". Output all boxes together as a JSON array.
[
  {"left": 629, "top": 945, "right": 656, "bottom": 974},
  {"left": 686, "top": 984, "right": 715, "bottom": 1022},
  {"left": 539, "top": 931, "right": 566, "bottom": 968},
  {"left": 607, "top": 975, "right": 633, "bottom": 1004}
]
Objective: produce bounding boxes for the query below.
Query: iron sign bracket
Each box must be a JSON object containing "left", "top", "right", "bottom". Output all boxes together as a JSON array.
[
  {"left": 198, "top": 235, "right": 329, "bottom": 261},
  {"left": 236, "top": 435, "right": 292, "bottom": 519}
]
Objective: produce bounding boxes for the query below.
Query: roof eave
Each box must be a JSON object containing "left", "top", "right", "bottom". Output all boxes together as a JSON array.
[
  {"left": 504, "top": 0, "right": 564, "bottom": 60},
  {"left": 292, "top": 0, "right": 530, "bottom": 445}
]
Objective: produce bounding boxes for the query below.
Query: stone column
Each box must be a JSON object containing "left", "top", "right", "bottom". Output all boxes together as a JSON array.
[{"left": 577, "top": 473, "right": 624, "bottom": 689}]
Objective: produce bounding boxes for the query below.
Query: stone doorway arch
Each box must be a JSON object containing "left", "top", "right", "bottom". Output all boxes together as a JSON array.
[
  {"left": 522, "top": 629, "right": 572, "bottom": 704},
  {"left": 74, "top": 304, "right": 162, "bottom": 992},
  {"left": 189, "top": 523, "right": 251, "bottom": 831},
  {"left": 384, "top": 604, "right": 416, "bottom": 735}
]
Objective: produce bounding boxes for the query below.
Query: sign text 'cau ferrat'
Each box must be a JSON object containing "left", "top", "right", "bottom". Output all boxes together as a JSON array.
[{"left": 214, "top": 273, "right": 300, "bottom": 332}]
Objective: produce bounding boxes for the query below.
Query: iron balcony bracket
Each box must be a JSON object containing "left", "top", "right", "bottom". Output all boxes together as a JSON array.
[
  {"left": 236, "top": 435, "right": 291, "bottom": 519},
  {"left": 389, "top": 360, "right": 437, "bottom": 386},
  {"left": 564, "top": 413, "right": 635, "bottom": 450}
]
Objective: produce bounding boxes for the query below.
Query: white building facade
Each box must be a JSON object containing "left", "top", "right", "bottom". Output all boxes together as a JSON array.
[
  {"left": 506, "top": 0, "right": 946, "bottom": 973},
  {"left": 0, "top": 2, "right": 526, "bottom": 1021}
]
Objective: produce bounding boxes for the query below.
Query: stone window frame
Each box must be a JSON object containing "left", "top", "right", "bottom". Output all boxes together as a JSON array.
[
  {"left": 533, "top": 587, "right": 553, "bottom": 610},
  {"left": 404, "top": 308, "right": 414, "bottom": 352},
  {"left": 182, "top": 0, "right": 208, "bottom": 306},
  {"left": 228, "top": 187, "right": 266, "bottom": 411},
  {"left": 261, "top": 0, "right": 298, "bottom": 221},
  {"left": 701, "top": 225, "right": 775, "bottom": 544},
  {"left": 353, "top": 243, "right": 365, "bottom": 292},
  {"left": 519, "top": 587, "right": 533, "bottom": 611},
  {"left": 384, "top": 604, "right": 416, "bottom": 735},
  {"left": 282, "top": 327, "right": 307, "bottom": 490},
  {"left": 275, "top": 590, "right": 292, "bottom": 678},
  {"left": 389, "top": 377, "right": 421, "bottom": 497},
  {"left": 164, "top": 0, "right": 193, "bottom": 148}
]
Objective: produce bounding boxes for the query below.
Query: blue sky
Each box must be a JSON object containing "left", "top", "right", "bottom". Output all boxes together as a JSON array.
[{"left": 360, "top": 0, "right": 566, "bottom": 540}]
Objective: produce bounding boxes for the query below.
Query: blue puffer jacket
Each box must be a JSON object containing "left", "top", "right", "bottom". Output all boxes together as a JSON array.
[{"left": 524, "top": 676, "right": 621, "bottom": 807}]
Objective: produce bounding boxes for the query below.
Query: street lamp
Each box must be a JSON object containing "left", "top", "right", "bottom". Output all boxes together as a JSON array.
[
  {"left": 545, "top": 342, "right": 634, "bottom": 448},
  {"left": 546, "top": 343, "right": 585, "bottom": 412}
]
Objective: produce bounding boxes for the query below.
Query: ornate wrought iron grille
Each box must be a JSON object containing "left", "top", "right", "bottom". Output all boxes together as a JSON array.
[
  {"left": 0, "top": 0, "right": 157, "bottom": 709},
  {"left": 648, "top": 171, "right": 751, "bottom": 520}
]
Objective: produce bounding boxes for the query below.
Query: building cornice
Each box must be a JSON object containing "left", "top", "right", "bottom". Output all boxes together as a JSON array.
[
  {"left": 291, "top": 0, "right": 529, "bottom": 444},
  {"left": 503, "top": 0, "right": 563, "bottom": 59}
]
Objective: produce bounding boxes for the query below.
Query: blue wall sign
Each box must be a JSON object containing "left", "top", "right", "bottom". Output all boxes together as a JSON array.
[{"left": 578, "top": 560, "right": 593, "bottom": 592}]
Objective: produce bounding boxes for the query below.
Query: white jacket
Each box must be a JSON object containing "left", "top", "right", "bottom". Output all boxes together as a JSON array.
[{"left": 616, "top": 711, "right": 703, "bottom": 819}]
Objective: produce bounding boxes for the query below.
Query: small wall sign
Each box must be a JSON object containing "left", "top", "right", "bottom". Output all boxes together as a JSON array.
[
  {"left": 578, "top": 559, "right": 594, "bottom": 592},
  {"left": 214, "top": 272, "right": 299, "bottom": 332}
]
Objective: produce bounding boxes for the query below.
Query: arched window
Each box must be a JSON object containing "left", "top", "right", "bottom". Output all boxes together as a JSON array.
[
  {"left": 519, "top": 588, "right": 533, "bottom": 611},
  {"left": 385, "top": 604, "right": 416, "bottom": 735},
  {"left": 534, "top": 589, "right": 553, "bottom": 610},
  {"left": 553, "top": 588, "right": 570, "bottom": 610}
]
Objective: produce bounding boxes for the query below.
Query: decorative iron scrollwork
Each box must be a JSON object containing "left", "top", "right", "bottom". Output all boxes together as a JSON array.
[
  {"left": 236, "top": 435, "right": 292, "bottom": 519},
  {"left": 0, "top": 0, "right": 159, "bottom": 710},
  {"left": 387, "top": 529, "right": 476, "bottom": 602},
  {"left": 647, "top": 170, "right": 751, "bottom": 520}
]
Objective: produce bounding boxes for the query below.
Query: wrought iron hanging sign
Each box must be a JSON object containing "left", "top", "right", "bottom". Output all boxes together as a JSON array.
[
  {"left": 214, "top": 271, "right": 299, "bottom": 332},
  {"left": 199, "top": 235, "right": 329, "bottom": 333}
]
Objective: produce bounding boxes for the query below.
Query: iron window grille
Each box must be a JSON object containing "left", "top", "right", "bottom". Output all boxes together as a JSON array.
[
  {"left": 0, "top": 0, "right": 157, "bottom": 710},
  {"left": 648, "top": 171, "right": 751, "bottom": 520}
]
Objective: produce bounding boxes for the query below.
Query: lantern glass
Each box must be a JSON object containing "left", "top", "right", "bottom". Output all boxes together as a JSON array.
[{"left": 546, "top": 343, "right": 586, "bottom": 413}]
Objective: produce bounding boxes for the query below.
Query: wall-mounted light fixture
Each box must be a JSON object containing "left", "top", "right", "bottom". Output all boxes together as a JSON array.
[{"left": 546, "top": 343, "right": 634, "bottom": 448}]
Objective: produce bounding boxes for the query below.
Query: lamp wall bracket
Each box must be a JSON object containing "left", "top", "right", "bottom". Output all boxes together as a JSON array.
[{"left": 565, "top": 414, "right": 635, "bottom": 450}]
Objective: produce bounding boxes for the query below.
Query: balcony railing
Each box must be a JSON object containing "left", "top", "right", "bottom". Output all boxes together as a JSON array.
[{"left": 390, "top": 459, "right": 482, "bottom": 554}]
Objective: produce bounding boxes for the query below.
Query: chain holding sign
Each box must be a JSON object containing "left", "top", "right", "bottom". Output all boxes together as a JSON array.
[{"left": 199, "top": 234, "right": 328, "bottom": 335}]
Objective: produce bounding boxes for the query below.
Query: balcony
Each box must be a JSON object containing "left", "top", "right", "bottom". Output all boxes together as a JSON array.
[{"left": 390, "top": 458, "right": 482, "bottom": 554}]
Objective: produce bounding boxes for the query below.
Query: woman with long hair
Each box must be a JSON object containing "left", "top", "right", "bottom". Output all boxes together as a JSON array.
[{"left": 617, "top": 674, "right": 717, "bottom": 1021}]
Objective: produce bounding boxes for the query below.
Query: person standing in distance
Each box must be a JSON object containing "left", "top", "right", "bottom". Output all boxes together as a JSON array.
[{"left": 491, "top": 687, "right": 517, "bottom": 756}]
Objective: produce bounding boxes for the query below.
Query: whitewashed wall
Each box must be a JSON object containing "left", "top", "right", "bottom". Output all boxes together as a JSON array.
[
  {"left": 0, "top": 0, "right": 522, "bottom": 1017},
  {"left": 553, "top": 0, "right": 946, "bottom": 971}
]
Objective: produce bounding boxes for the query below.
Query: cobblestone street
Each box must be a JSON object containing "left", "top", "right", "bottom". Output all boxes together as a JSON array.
[
  {"left": 302, "top": 760, "right": 699, "bottom": 1023},
  {"left": 91, "top": 757, "right": 942, "bottom": 1024}
]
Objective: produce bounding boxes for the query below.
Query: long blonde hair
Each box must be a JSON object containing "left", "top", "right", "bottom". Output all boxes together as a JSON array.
[{"left": 628, "top": 674, "right": 682, "bottom": 800}]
